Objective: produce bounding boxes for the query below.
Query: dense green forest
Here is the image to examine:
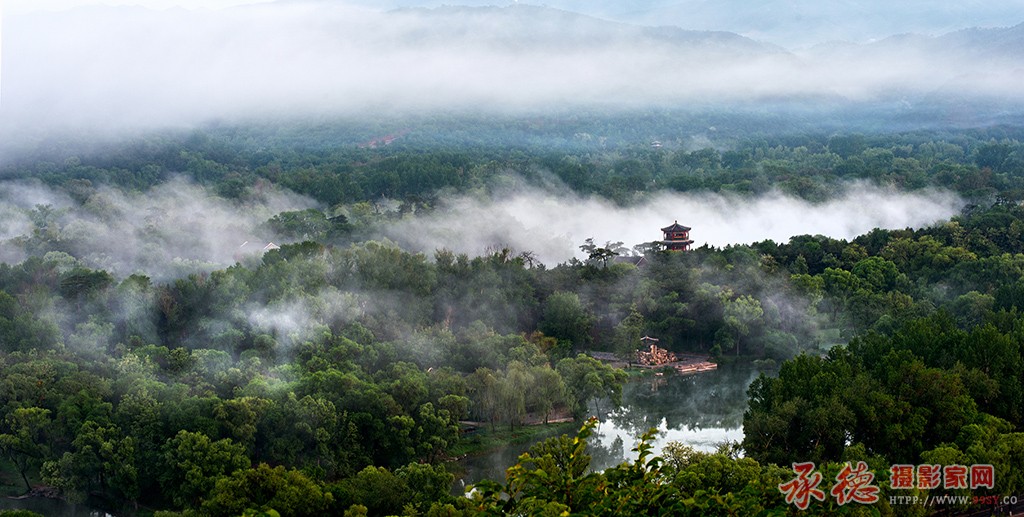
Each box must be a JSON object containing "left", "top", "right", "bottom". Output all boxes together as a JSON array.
[
  {"left": 2, "top": 115, "right": 1024, "bottom": 515},
  {"left": 5, "top": 114, "right": 1024, "bottom": 206}
]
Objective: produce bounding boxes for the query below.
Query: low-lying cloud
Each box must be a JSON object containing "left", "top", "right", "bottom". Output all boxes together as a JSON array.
[
  {"left": 2, "top": 2, "right": 1022, "bottom": 134},
  {"left": 383, "top": 184, "right": 964, "bottom": 265},
  {"left": 0, "top": 178, "right": 316, "bottom": 279},
  {"left": 247, "top": 288, "right": 362, "bottom": 345}
]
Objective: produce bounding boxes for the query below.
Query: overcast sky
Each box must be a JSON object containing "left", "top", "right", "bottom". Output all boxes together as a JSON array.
[
  {"left": 2, "top": 0, "right": 1022, "bottom": 133},
  {"left": 8, "top": 0, "right": 1024, "bottom": 44},
  {"left": 5, "top": 0, "right": 273, "bottom": 13}
]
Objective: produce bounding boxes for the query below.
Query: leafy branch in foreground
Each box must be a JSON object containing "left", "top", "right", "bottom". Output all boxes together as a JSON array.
[{"left": 467, "top": 419, "right": 777, "bottom": 516}]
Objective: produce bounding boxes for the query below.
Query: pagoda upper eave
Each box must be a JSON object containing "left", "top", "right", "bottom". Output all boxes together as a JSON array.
[{"left": 661, "top": 222, "right": 691, "bottom": 232}]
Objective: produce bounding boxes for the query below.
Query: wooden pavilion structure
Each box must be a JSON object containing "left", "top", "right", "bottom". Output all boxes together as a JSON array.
[{"left": 661, "top": 221, "right": 694, "bottom": 251}]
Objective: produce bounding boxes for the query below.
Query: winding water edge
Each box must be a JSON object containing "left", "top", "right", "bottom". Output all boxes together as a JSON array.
[{"left": 457, "top": 364, "right": 766, "bottom": 490}]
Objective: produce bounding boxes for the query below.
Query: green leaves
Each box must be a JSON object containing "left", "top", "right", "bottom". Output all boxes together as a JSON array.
[
  {"left": 472, "top": 418, "right": 598, "bottom": 514},
  {"left": 0, "top": 407, "right": 52, "bottom": 492},
  {"left": 540, "top": 292, "right": 594, "bottom": 349},
  {"left": 201, "top": 463, "right": 333, "bottom": 517},
  {"left": 556, "top": 355, "right": 627, "bottom": 419},
  {"left": 471, "top": 418, "right": 804, "bottom": 515},
  {"left": 160, "top": 430, "right": 249, "bottom": 508},
  {"left": 42, "top": 421, "right": 138, "bottom": 504}
]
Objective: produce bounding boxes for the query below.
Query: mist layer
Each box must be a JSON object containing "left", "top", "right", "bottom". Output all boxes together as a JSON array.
[
  {"left": 3, "top": 2, "right": 1023, "bottom": 132},
  {"left": 383, "top": 184, "right": 964, "bottom": 265}
]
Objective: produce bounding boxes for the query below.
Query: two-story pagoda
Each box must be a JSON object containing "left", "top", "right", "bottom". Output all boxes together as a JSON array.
[{"left": 661, "top": 221, "right": 694, "bottom": 251}]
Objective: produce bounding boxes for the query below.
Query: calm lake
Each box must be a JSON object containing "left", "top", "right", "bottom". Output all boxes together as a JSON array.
[{"left": 456, "top": 364, "right": 765, "bottom": 490}]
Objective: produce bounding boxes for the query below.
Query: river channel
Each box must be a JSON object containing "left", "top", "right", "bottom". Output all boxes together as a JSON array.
[{"left": 456, "top": 364, "right": 765, "bottom": 490}]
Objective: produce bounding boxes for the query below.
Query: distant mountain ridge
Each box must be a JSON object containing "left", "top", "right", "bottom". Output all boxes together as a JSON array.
[
  {"left": 345, "top": 0, "right": 1024, "bottom": 48},
  {"left": 3, "top": 1, "right": 1023, "bottom": 130},
  {"left": 387, "top": 4, "right": 787, "bottom": 55},
  {"left": 380, "top": 4, "right": 1024, "bottom": 68},
  {"left": 933, "top": 22, "right": 1024, "bottom": 61}
]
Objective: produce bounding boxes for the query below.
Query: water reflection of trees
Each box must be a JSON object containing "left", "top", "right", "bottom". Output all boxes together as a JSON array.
[
  {"left": 607, "top": 366, "right": 763, "bottom": 438},
  {"left": 459, "top": 366, "right": 766, "bottom": 488},
  {"left": 587, "top": 432, "right": 626, "bottom": 472}
]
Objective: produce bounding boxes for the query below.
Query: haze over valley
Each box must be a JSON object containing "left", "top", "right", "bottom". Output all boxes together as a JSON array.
[
  {"left": 2, "top": 2, "right": 1024, "bottom": 516},
  {"left": 4, "top": 1, "right": 1024, "bottom": 133}
]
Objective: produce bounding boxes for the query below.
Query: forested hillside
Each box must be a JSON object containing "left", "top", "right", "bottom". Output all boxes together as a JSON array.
[
  {"left": 2, "top": 117, "right": 1024, "bottom": 515},
  {"left": 5, "top": 117, "right": 1024, "bottom": 205}
]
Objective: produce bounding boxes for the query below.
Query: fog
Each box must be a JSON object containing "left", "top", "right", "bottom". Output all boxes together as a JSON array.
[
  {"left": 344, "top": 0, "right": 1024, "bottom": 48},
  {"left": 0, "top": 178, "right": 316, "bottom": 279},
  {"left": 246, "top": 287, "right": 363, "bottom": 346},
  {"left": 383, "top": 183, "right": 964, "bottom": 265},
  {"left": 0, "top": 173, "right": 964, "bottom": 286},
  {"left": 2, "top": 1, "right": 1023, "bottom": 134},
  {"left": 11, "top": 0, "right": 1021, "bottom": 48}
]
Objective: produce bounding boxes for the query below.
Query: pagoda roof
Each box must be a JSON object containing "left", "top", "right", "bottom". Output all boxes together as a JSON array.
[{"left": 661, "top": 221, "right": 691, "bottom": 232}]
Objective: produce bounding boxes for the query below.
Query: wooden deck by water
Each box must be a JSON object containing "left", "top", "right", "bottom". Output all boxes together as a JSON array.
[{"left": 587, "top": 351, "right": 717, "bottom": 375}]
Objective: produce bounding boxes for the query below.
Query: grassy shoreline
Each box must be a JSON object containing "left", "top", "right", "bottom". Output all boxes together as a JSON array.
[{"left": 449, "top": 421, "right": 579, "bottom": 459}]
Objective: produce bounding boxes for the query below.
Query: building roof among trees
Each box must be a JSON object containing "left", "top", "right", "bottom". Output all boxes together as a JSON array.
[
  {"left": 613, "top": 256, "right": 647, "bottom": 267},
  {"left": 661, "top": 221, "right": 691, "bottom": 232}
]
